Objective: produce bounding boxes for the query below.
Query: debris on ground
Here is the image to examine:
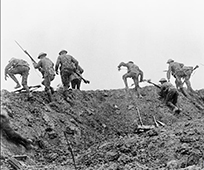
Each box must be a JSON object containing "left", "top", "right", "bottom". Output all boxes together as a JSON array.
[{"left": 1, "top": 86, "right": 204, "bottom": 169}]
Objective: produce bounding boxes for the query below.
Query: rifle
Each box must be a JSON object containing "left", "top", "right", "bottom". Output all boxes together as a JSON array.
[
  {"left": 146, "top": 79, "right": 161, "bottom": 89},
  {"left": 13, "top": 85, "right": 41, "bottom": 93},
  {"left": 63, "top": 131, "right": 77, "bottom": 170},
  {"left": 75, "top": 71, "right": 90, "bottom": 84},
  {"left": 15, "top": 41, "right": 37, "bottom": 63},
  {"left": 15, "top": 41, "right": 44, "bottom": 76}
]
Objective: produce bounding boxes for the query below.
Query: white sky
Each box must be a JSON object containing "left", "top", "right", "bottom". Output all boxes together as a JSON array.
[{"left": 1, "top": 0, "right": 204, "bottom": 91}]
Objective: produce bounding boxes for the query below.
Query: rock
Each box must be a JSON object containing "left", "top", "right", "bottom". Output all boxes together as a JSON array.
[
  {"left": 105, "top": 151, "right": 120, "bottom": 162},
  {"left": 118, "top": 154, "right": 132, "bottom": 164},
  {"left": 166, "top": 160, "right": 179, "bottom": 170}
]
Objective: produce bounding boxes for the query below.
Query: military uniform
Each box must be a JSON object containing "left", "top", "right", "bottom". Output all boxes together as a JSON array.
[
  {"left": 166, "top": 59, "right": 194, "bottom": 93},
  {"left": 118, "top": 61, "right": 143, "bottom": 97},
  {"left": 159, "top": 78, "right": 181, "bottom": 113},
  {"left": 5, "top": 58, "right": 32, "bottom": 98},
  {"left": 70, "top": 65, "right": 84, "bottom": 90},
  {"left": 55, "top": 50, "right": 78, "bottom": 91},
  {"left": 34, "top": 53, "right": 55, "bottom": 101}
]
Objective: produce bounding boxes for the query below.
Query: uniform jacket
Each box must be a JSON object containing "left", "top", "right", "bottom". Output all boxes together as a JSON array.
[
  {"left": 35, "top": 57, "right": 55, "bottom": 77},
  {"left": 118, "top": 61, "right": 142, "bottom": 74},
  {"left": 167, "top": 62, "right": 184, "bottom": 79},
  {"left": 5, "top": 59, "right": 29, "bottom": 73},
  {"left": 55, "top": 54, "right": 78, "bottom": 72}
]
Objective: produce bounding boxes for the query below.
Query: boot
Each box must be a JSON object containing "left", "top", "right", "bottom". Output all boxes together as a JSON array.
[
  {"left": 27, "top": 93, "right": 33, "bottom": 101},
  {"left": 50, "top": 87, "right": 55, "bottom": 94}
]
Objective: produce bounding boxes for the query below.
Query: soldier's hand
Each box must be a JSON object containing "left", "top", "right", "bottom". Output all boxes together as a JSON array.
[
  {"left": 118, "top": 67, "right": 121, "bottom": 71},
  {"left": 33, "top": 62, "right": 37, "bottom": 67},
  {"left": 5, "top": 74, "right": 8, "bottom": 80}
]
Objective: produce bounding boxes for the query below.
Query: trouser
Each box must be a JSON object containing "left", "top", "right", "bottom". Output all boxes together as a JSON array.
[
  {"left": 71, "top": 79, "right": 81, "bottom": 90},
  {"left": 42, "top": 72, "right": 55, "bottom": 102},
  {"left": 122, "top": 71, "right": 141, "bottom": 97},
  {"left": 174, "top": 69, "right": 194, "bottom": 93},
  {"left": 7, "top": 66, "right": 31, "bottom": 97},
  {"left": 60, "top": 69, "right": 74, "bottom": 90},
  {"left": 165, "top": 88, "right": 179, "bottom": 110}
]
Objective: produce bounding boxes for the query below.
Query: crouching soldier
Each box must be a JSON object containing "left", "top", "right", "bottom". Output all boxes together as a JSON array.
[
  {"left": 118, "top": 61, "right": 143, "bottom": 97},
  {"left": 70, "top": 65, "right": 84, "bottom": 90},
  {"left": 33, "top": 52, "right": 55, "bottom": 102},
  {"left": 159, "top": 78, "right": 182, "bottom": 114},
  {"left": 4, "top": 58, "right": 32, "bottom": 99},
  {"left": 0, "top": 110, "right": 32, "bottom": 150}
]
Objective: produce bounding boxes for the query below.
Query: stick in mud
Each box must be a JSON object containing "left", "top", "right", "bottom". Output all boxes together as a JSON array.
[
  {"left": 136, "top": 107, "right": 143, "bottom": 126},
  {"left": 63, "top": 131, "right": 77, "bottom": 170}
]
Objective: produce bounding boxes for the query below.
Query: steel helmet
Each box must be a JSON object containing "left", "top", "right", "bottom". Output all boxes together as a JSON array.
[
  {"left": 59, "top": 50, "right": 67, "bottom": 55},
  {"left": 167, "top": 59, "right": 174, "bottom": 64},
  {"left": 38, "top": 52, "right": 47, "bottom": 59},
  {"left": 9, "top": 57, "right": 17, "bottom": 62},
  {"left": 159, "top": 78, "right": 167, "bottom": 82}
]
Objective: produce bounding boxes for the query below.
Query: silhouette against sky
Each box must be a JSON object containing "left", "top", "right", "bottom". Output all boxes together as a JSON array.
[{"left": 1, "top": 0, "right": 204, "bottom": 91}]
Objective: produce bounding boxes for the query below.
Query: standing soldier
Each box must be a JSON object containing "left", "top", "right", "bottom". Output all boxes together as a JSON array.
[
  {"left": 55, "top": 50, "right": 79, "bottom": 91},
  {"left": 158, "top": 78, "right": 182, "bottom": 113},
  {"left": 4, "top": 58, "right": 32, "bottom": 99},
  {"left": 166, "top": 59, "right": 196, "bottom": 94},
  {"left": 33, "top": 52, "right": 55, "bottom": 102},
  {"left": 70, "top": 65, "right": 84, "bottom": 90},
  {"left": 118, "top": 61, "right": 143, "bottom": 97}
]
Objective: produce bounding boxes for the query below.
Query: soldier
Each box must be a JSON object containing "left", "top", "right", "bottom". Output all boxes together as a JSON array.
[
  {"left": 0, "top": 109, "right": 32, "bottom": 150},
  {"left": 33, "top": 52, "right": 55, "bottom": 102},
  {"left": 158, "top": 78, "right": 182, "bottom": 113},
  {"left": 4, "top": 58, "right": 32, "bottom": 99},
  {"left": 118, "top": 61, "right": 143, "bottom": 97},
  {"left": 70, "top": 65, "right": 84, "bottom": 90},
  {"left": 55, "top": 50, "right": 79, "bottom": 91},
  {"left": 166, "top": 59, "right": 195, "bottom": 94}
]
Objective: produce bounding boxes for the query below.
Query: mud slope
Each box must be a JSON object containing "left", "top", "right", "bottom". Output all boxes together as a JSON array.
[{"left": 1, "top": 86, "right": 204, "bottom": 170}]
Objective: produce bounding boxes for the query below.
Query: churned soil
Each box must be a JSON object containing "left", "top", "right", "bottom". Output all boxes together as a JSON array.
[{"left": 1, "top": 86, "right": 204, "bottom": 170}]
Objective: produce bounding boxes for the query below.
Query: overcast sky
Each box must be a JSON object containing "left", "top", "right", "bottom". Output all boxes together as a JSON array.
[{"left": 1, "top": 0, "right": 204, "bottom": 92}]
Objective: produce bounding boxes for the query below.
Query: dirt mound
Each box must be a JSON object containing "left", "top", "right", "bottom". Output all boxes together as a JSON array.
[{"left": 1, "top": 86, "right": 204, "bottom": 169}]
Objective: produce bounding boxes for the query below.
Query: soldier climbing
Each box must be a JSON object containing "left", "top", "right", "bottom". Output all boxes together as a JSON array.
[
  {"left": 118, "top": 61, "right": 144, "bottom": 98},
  {"left": 166, "top": 59, "right": 199, "bottom": 96}
]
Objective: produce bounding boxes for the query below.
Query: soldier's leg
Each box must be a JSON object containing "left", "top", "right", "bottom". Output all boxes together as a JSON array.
[
  {"left": 21, "top": 67, "right": 32, "bottom": 98},
  {"left": 7, "top": 68, "right": 21, "bottom": 88},
  {"left": 132, "top": 76, "right": 142, "bottom": 98},
  {"left": 61, "top": 71, "right": 70, "bottom": 91},
  {"left": 184, "top": 76, "right": 194, "bottom": 93},
  {"left": 165, "top": 91, "right": 178, "bottom": 111},
  {"left": 43, "top": 76, "right": 52, "bottom": 102},
  {"left": 76, "top": 79, "right": 82, "bottom": 90},
  {"left": 71, "top": 80, "right": 76, "bottom": 89},
  {"left": 122, "top": 73, "right": 130, "bottom": 89}
]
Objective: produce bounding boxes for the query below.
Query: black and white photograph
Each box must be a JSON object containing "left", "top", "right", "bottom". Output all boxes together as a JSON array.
[{"left": 1, "top": 0, "right": 204, "bottom": 169}]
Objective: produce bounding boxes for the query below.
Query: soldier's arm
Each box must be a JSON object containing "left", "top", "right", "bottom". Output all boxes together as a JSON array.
[
  {"left": 118, "top": 62, "right": 127, "bottom": 70},
  {"left": 33, "top": 60, "right": 42, "bottom": 69},
  {"left": 55, "top": 56, "right": 61, "bottom": 74},
  {"left": 78, "top": 65, "right": 84, "bottom": 74}
]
